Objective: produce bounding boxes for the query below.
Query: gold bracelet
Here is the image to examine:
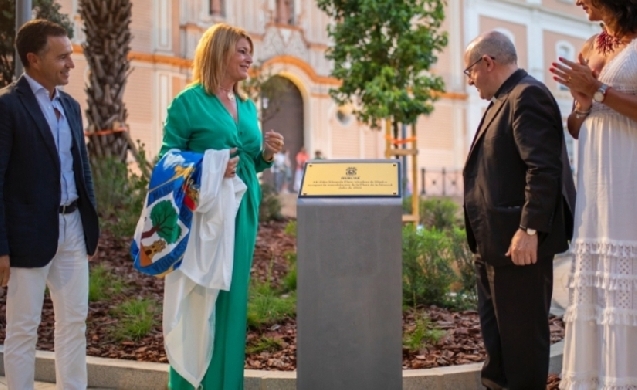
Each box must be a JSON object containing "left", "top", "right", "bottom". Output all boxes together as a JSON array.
[{"left": 262, "top": 150, "right": 274, "bottom": 162}]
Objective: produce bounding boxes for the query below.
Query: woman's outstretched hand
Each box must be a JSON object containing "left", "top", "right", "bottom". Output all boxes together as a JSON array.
[{"left": 263, "top": 130, "right": 284, "bottom": 161}]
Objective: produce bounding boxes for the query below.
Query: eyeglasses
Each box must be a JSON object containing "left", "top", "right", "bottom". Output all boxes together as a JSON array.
[{"left": 464, "top": 56, "right": 495, "bottom": 77}]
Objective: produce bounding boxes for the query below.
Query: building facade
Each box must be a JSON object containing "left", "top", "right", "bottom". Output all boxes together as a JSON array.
[{"left": 56, "top": 0, "right": 594, "bottom": 195}]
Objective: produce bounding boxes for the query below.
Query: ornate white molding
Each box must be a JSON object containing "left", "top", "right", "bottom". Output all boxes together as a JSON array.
[
  {"left": 153, "top": 71, "right": 174, "bottom": 151},
  {"left": 479, "top": 0, "right": 595, "bottom": 38},
  {"left": 153, "top": 0, "right": 172, "bottom": 54},
  {"left": 259, "top": 27, "right": 310, "bottom": 62},
  {"left": 70, "top": 0, "right": 85, "bottom": 44},
  {"left": 527, "top": 9, "right": 544, "bottom": 81}
]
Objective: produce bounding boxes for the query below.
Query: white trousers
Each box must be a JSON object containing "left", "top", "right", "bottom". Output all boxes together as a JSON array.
[{"left": 4, "top": 210, "right": 89, "bottom": 390}]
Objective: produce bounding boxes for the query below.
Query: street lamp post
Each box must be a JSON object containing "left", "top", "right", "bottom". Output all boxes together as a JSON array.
[{"left": 14, "top": 0, "right": 32, "bottom": 79}]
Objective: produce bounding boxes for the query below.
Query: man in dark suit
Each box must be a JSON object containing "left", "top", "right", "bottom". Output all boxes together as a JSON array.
[
  {"left": 463, "top": 31, "right": 576, "bottom": 390},
  {"left": 0, "top": 20, "right": 99, "bottom": 389}
]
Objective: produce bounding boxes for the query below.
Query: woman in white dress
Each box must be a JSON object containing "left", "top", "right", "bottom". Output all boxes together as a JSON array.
[
  {"left": 566, "top": 0, "right": 612, "bottom": 140},
  {"left": 551, "top": 0, "right": 637, "bottom": 388}
]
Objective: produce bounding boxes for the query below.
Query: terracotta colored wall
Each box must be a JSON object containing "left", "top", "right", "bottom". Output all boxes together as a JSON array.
[{"left": 479, "top": 16, "right": 529, "bottom": 69}]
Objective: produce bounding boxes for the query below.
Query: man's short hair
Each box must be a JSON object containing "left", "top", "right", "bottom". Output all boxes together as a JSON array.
[
  {"left": 15, "top": 19, "right": 68, "bottom": 68},
  {"left": 468, "top": 31, "right": 518, "bottom": 65}
]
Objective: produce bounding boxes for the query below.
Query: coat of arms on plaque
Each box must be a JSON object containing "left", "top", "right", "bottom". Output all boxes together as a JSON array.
[{"left": 345, "top": 166, "right": 357, "bottom": 176}]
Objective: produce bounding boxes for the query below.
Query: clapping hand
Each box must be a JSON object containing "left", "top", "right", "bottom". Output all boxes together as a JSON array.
[{"left": 550, "top": 54, "right": 602, "bottom": 106}]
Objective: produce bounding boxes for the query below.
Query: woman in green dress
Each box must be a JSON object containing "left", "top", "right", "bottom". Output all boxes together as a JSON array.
[{"left": 159, "top": 23, "right": 285, "bottom": 390}]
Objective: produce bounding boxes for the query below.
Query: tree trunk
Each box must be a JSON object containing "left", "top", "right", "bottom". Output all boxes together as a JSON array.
[
  {"left": 141, "top": 226, "right": 158, "bottom": 240},
  {"left": 80, "top": 0, "right": 133, "bottom": 163}
]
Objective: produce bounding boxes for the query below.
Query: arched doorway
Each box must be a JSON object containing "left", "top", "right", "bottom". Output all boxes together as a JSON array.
[{"left": 261, "top": 75, "right": 304, "bottom": 193}]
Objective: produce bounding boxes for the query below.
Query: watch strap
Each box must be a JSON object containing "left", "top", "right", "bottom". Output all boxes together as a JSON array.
[
  {"left": 594, "top": 83, "right": 609, "bottom": 102},
  {"left": 520, "top": 226, "right": 537, "bottom": 235}
]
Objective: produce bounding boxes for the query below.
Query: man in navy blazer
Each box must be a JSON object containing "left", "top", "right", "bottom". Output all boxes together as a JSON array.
[{"left": 0, "top": 20, "right": 99, "bottom": 389}]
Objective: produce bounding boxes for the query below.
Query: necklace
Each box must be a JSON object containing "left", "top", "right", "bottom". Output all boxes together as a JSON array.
[
  {"left": 597, "top": 24, "right": 620, "bottom": 55},
  {"left": 219, "top": 86, "right": 235, "bottom": 101}
]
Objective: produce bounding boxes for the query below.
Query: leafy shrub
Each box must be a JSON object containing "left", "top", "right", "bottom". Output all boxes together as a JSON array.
[
  {"left": 246, "top": 336, "right": 284, "bottom": 354},
  {"left": 259, "top": 182, "right": 283, "bottom": 222},
  {"left": 403, "top": 195, "right": 415, "bottom": 214},
  {"left": 88, "top": 264, "right": 126, "bottom": 302},
  {"left": 421, "top": 198, "right": 460, "bottom": 231},
  {"left": 247, "top": 279, "right": 296, "bottom": 328},
  {"left": 110, "top": 298, "right": 156, "bottom": 341},
  {"left": 403, "top": 196, "right": 461, "bottom": 230},
  {"left": 448, "top": 227, "right": 477, "bottom": 309},
  {"left": 282, "top": 251, "right": 297, "bottom": 293},
  {"left": 403, "top": 311, "right": 445, "bottom": 352},
  {"left": 92, "top": 141, "right": 152, "bottom": 239},
  {"left": 402, "top": 226, "right": 457, "bottom": 307},
  {"left": 281, "top": 221, "right": 298, "bottom": 292},
  {"left": 284, "top": 220, "right": 297, "bottom": 238}
]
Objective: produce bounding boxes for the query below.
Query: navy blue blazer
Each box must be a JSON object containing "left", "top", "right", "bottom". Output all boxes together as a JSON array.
[{"left": 0, "top": 76, "right": 99, "bottom": 267}]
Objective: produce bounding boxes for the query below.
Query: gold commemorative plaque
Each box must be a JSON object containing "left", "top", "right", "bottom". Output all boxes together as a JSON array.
[{"left": 299, "top": 161, "right": 400, "bottom": 197}]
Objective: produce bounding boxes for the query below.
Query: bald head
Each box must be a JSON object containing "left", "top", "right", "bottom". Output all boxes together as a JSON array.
[
  {"left": 467, "top": 31, "right": 518, "bottom": 65},
  {"left": 464, "top": 30, "right": 519, "bottom": 100}
]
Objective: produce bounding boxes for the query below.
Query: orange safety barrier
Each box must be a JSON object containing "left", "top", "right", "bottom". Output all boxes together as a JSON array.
[
  {"left": 384, "top": 135, "right": 416, "bottom": 145},
  {"left": 84, "top": 127, "right": 127, "bottom": 137}
]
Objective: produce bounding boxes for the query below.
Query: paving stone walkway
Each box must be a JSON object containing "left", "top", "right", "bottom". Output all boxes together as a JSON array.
[
  {"left": 0, "top": 377, "right": 56, "bottom": 389},
  {"left": 550, "top": 254, "right": 571, "bottom": 317},
  {"left": 0, "top": 375, "right": 113, "bottom": 389}
]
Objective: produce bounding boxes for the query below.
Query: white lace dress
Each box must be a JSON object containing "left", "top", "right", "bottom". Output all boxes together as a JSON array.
[{"left": 561, "top": 40, "right": 637, "bottom": 390}]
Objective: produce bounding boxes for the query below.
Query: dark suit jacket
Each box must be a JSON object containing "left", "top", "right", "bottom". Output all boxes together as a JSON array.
[
  {"left": 0, "top": 76, "right": 99, "bottom": 267},
  {"left": 463, "top": 69, "right": 576, "bottom": 267}
]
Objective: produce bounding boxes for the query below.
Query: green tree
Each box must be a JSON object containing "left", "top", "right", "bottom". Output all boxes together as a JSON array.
[
  {"left": 142, "top": 200, "right": 181, "bottom": 243},
  {"left": 316, "top": 0, "right": 448, "bottom": 130},
  {"left": 0, "top": 0, "right": 74, "bottom": 88}
]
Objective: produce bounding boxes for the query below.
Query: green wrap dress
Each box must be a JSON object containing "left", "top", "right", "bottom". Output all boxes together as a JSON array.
[{"left": 159, "top": 84, "right": 272, "bottom": 390}]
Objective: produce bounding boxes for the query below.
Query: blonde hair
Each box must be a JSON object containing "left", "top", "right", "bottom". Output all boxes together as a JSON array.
[{"left": 191, "top": 23, "right": 253, "bottom": 99}]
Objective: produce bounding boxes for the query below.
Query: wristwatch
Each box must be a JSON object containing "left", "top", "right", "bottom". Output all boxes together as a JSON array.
[
  {"left": 593, "top": 83, "right": 609, "bottom": 103},
  {"left": 520, "top": 226, "right": 537, "bottom": 236}
]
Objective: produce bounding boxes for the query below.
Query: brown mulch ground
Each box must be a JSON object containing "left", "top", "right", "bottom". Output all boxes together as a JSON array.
[
  {"left": 547, "top": 374, "right": 561, "bottom": 390},
  {"left": 0, "top": 218, "right": 564, "bottom": 388}
]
